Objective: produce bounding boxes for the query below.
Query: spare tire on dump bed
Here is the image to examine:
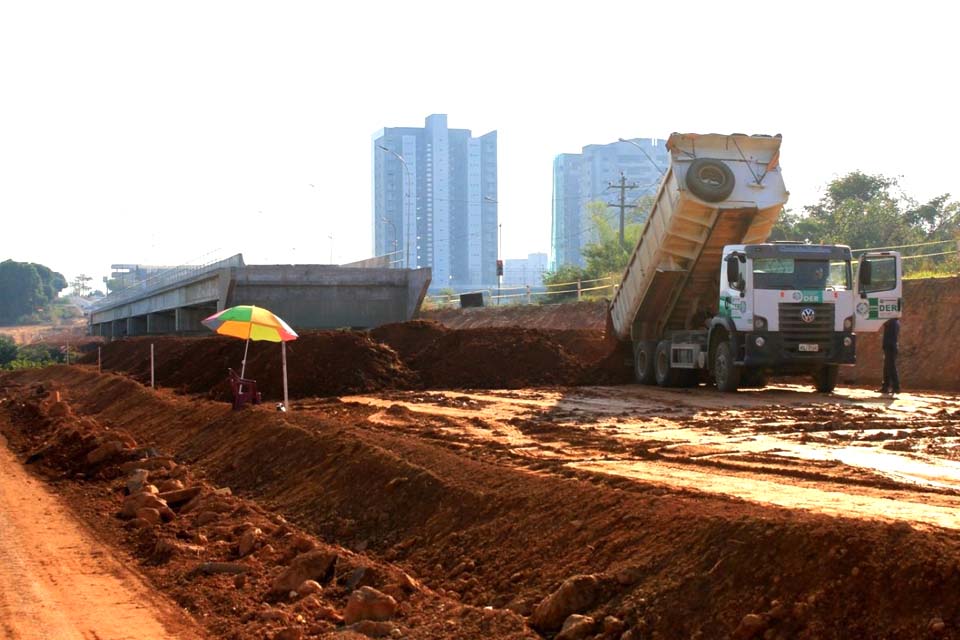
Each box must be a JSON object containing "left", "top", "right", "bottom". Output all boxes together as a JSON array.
[{"left": 685, "top": 158, "right": 735, "bottom": 202}]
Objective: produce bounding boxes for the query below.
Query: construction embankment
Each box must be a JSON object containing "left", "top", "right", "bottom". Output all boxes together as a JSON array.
[{"left": 4, "top": 367, "right": 960, "bottom": 639}]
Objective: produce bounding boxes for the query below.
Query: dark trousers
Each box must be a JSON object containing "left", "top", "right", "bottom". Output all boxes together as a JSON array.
[{"left": 882, "top": 348, "right": 900, "bottom": 392}]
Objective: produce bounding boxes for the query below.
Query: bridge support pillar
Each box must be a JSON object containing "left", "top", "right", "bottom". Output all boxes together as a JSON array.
[
  {"left": 147, "top": 311, "right": 176, "bottom": 334},
  {"left": 127, "top": 316, "right": 147, "bottom": 336},
  {"left": 175, "top": 307, "right": 205, "bottom": 333}
]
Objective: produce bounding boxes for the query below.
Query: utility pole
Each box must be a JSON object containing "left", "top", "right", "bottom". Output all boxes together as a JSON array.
[{"left": 607, "top": 171, "right": 638, "bottom": 249}]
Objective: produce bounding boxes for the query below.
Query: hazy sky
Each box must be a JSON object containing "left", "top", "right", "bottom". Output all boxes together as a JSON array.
[{"left": 1, "top": 1, "right": 954, "bottom": 290}]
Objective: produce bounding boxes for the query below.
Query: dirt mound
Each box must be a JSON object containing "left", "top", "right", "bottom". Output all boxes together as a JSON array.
[
  {"left": 410, "top": 326, "right": 585, "bottom": 388},
  {"left": 9, "top": 367, "right": 960, "bottom": 638},
  {"left": 421, "top": 300, "right": 609, "bottom": 331},
  {"left": 844, "top": 276, "right": 960, "bottom": 391},
  {"left": 371, "top": 321, "right": 585, "bottom": 389},
  {"left": 0, "top": 376, "right": 531, "bottom": 639},
  {"left": 373, "top": 321, "right": 632, "bottom": 388},
  {"left": 82, "top": 332, "right": 417, "bottom": 401},
  {"left": 85, "top": 322, "right": 631, "bottom": 399}
]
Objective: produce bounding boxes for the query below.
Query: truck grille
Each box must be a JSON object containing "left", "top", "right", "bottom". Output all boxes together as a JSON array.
[{"left": 778, "top": 303, "right": 834, "bottom": 357}]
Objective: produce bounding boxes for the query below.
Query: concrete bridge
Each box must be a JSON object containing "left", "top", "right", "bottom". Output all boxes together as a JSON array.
[{"left": 89, "top": 254, "right": 431, "bottom": 338}]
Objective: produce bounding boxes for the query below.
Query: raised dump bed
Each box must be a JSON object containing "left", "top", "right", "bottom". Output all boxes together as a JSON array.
[{"left": 609, "top": 133, "right": 788, "bottom": 342}]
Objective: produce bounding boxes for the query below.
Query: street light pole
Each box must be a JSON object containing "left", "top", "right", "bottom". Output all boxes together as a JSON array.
[
  {"left": 617, "top": 138, "right": 666, "bottom": 176},
  {"left": 377, "top": 144, "right": 412, "bottom": 269},
  {"left": 381, "top": 217, "right": 398, "bottom": 267},
  {"left": 484, "top": 196, "right": 501, "bottom": 306},
  {"left": 498, "top": 222, "right": 502, "bottom": 306}
]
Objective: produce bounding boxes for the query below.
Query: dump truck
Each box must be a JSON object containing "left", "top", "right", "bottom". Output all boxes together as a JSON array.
[{"left": 609, "top": 133, "right": 903, "bottom": 392}]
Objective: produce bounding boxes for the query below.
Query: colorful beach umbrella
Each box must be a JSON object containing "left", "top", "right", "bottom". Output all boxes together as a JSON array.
[{"left": 202, "top": 305, "right": 299, "bottom": 410}]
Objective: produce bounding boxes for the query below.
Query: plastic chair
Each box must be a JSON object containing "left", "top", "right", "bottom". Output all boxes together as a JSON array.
[{"left": 228, "top": 368, "right": 262, "bottom": 410}]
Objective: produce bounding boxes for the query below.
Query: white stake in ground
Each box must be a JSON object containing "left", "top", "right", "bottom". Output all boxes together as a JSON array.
[{"left": 282, "top": 341, "right": 290, "bottom": 411}]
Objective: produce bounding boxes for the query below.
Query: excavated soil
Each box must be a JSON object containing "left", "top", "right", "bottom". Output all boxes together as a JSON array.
[
  {"left": 5, "top": 367, "right": 960, "bottom": 639},
  {"left": 82, "top": 322, "right": 632, "bottom": 400},
  {"left": 421, "top": 301, "right": 609, "bottom": 331},
  {"left": 0, "top": 374, "right": 532, "bottom": 639}
]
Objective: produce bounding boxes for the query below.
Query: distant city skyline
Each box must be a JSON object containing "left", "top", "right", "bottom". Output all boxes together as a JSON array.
[{"left": 372, "top": 114, "right": 497, "bottom": 288}]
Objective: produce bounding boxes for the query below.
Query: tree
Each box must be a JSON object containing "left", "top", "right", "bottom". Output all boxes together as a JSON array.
[
  {"left": 542, "top": 195, "right": 656, "bottom": 300},
  {"left": 0, "top": 335, "right": 16, "bottom": 367},
  {"left": 768, "top": 172, "right": 958, "bottom": 274},
  {"left": 541, "top": 264, "right": 589, "bottom": 302},
  {"left": 0, "top": 260, "right": 68, "bottom": 324},
  {"left": 71, "top": 273, "right": 93, "bottom": 297}
]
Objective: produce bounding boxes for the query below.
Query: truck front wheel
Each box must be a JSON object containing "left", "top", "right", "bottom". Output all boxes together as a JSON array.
[
  {"left": 713, "top": 341, "right": 740, "bottom": 392},
  {"left": 633, "top": 340, "right": 657, "bottom": 385},
  {"left": 812, "top": 365, "right": 839, "bottom": 393}
]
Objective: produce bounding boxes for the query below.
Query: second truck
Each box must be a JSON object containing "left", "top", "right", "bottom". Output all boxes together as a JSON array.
[{"left": 609, "top": 133, "right": 903, "bottom": 392}]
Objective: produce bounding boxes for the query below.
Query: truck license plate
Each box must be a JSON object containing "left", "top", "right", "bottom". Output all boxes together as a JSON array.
[{"left": 799, "top": 343, "right": 819, "bottom": 352}]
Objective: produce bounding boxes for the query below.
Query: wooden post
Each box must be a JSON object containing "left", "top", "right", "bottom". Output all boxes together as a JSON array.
[
  {"left": 526, "top": 285, "right": 532, "bottom": 304},
  {"left": 577, "top": 279, "right": 582, "bottom": 301},
  {"left": 150, "top": 343, "right": 155, "bottom": 389},
  {"left": 98, "top": 347, "right": 101, "bottom": 374}
]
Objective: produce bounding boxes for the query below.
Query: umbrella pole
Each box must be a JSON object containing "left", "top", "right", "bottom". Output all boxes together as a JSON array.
[
  {"left": 282, "top": 341, "right": 289, "bottom": 411},
  {"left": 240, "top": 338, "right": 250, "bottom": 379}
]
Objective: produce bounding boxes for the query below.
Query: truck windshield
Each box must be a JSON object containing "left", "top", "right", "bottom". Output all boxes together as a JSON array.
[{"left": 752, "top": 258, "right": 851, "bottom": 290}]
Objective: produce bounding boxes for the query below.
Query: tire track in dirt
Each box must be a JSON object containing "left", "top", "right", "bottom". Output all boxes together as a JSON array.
[{"left": 0, "top": 433, "right": 202, "bottom": 640}]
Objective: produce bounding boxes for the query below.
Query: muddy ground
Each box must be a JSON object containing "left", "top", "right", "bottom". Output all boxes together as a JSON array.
[{"left": 4, "top": 364, "right": 960, "bottom": 639}]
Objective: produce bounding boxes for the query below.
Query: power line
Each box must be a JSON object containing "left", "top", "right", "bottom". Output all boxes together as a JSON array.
[{"left": 851, "top": 238, "right": 957, "bottom": 253}]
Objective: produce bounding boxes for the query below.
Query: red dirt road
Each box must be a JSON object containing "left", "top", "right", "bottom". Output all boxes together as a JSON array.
[{"left": 0, "top": 433, "right": 202, "bottom": 640}]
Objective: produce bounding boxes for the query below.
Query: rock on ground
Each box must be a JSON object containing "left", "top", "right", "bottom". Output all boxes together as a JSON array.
[
  {"left": 270, "top": 550, "right": 338, "bottom": 596},
  {"left": 343, "top": 586, "right": 398, "bottom": 625},
  {"left": 530, "top": 574, "right": 601, "bottom": 631}
]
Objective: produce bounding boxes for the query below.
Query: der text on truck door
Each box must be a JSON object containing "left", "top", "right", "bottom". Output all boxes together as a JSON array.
[{"left": 854, "top": 252, "right": 903, "bottom": 332}]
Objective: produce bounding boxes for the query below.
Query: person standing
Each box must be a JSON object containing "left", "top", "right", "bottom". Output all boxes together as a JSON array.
[{"left": 880, "top": 318, "right": 901, "bottom": 395}]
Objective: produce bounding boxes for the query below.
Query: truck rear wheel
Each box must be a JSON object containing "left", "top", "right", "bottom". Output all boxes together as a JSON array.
[
  {"left": 633, "top": 340, "right": 657, "bottom": 385},
  {"left": 713, "top": 341, "right": 740, "bottom": 392},
  {"left": 655, "top": 340, "right": 683, "bottom": 387},
  {"left": 686, "top": 158, "right": 736, "bottom": 202},
  {"left": 812, "top": 365, "right": 839, "bottom": 393}
]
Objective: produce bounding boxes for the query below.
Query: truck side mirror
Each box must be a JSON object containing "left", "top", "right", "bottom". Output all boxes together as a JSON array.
[
  {"left": 726, "top": 256, "right": 740, "bottom": 286},
  {"left": 859, "top": 260, "right": 872, "bottom": 286}
]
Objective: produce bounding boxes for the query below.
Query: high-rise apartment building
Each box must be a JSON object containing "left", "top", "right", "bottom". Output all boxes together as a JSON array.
[
  {"left": 550, "top": 138, "right": 668, "bottom": 269},
  {"left": 372, "top": 114, "right": 497, "bottom": 287}
]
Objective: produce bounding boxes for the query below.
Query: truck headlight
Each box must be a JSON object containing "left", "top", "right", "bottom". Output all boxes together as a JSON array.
[
  {"left": 753, "top": 316, "right": 767, "bottom": 331},
  {"left": 843, "top": 316, "right": 853, "bottom": 330},
  {"left": 755, "top": 336, "right": 766, "bottom": 347}
]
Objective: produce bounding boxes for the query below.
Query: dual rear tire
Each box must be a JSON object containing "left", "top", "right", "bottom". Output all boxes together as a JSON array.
[
  {"left": 633, "top": 340, "right": 697, "bottom": 387},
  {"left": 633, "top": 340, "right": 657, "bottom": 385}
]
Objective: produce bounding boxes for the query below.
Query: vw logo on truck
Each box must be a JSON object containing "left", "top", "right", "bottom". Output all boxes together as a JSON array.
[{"left": 801, "top": 308, "right": 816, "bottom": 324}]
